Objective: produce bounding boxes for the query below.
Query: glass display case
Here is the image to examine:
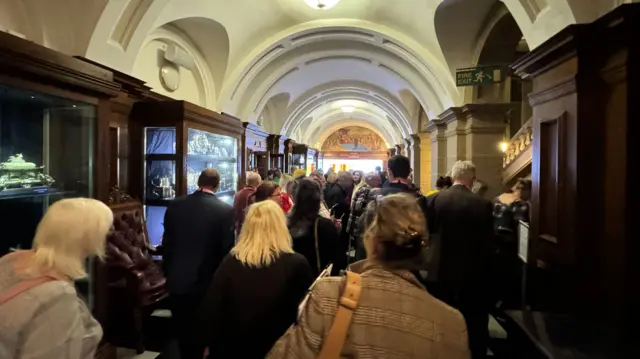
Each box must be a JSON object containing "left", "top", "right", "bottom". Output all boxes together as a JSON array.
[
  {"left": 132, "top": 101, "right": 243, "bottom": 247},
  {"left": 186, "top": 128, "right": 237, "bottom": 200},
  {"left": 241, "top": 123, "right": 268, "bottom": 182},
  {"left": 293, "top": 144, "right": 317, "bottom": 175},
  {"left": 0, "top": 84, "right": 95, "bottom": 255}
]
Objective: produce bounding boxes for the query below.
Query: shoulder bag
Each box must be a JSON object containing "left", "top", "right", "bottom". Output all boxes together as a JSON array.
[
  {"left": 0, "top": 275, "right": 61, "bottom": 305},
  {"left": 314, "top": 217, "right": 321, "bottom": 273},
  {"left": 317, "top": 271, "right": 362, "bottom": 359}
]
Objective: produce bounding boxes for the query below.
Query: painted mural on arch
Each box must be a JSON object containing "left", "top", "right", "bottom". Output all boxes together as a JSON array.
[{"left": 321, "top": 126, "right": 385, "bottom": 152}]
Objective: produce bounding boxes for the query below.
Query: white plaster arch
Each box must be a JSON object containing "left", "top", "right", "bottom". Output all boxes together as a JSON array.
[
  {"left": 285, "top": 92, "right": 410, "bottom": 140},
  {"left": 281, "top": 81, "right": 414, "bottom": 138},
  {"left": 219, "top": 20, "right": 459, "bottom": 115}
]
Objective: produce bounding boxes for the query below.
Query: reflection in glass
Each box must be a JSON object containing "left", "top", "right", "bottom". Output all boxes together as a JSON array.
[
  {"left": 0, "top": 84, "right": 94, "bottom": 257},
  {"left": 145, "top": 127, "right": 176, "bottom": 154},
  {"left": 145, "top": 205, "right": 167, "bottom": 247},
  {"left": 145, "top": 160, "right": 175, "bottom": 200},
  {"left": 186, "top": 129, "right": 237, "bottom": 205}
]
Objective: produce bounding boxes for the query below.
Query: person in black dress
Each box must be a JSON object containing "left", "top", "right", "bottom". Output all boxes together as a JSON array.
[
  {"left": 288, "top": 179, "right": 345, "bottom": 276},
  {"left": 200, "top": 200, "right": 314, "bottom": 359}
]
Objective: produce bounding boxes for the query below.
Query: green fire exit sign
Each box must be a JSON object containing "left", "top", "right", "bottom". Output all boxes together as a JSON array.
[{"left": 456, "top": 66, "right": 503, "bottom": 87}]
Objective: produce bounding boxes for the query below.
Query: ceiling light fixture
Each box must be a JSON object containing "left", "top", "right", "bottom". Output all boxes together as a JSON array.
[
  {"left": 341, "top": 106, "right": 355, "bottom": 113},
  {"left": 303, "top": 0, "right": 341, "bottom": 10}
]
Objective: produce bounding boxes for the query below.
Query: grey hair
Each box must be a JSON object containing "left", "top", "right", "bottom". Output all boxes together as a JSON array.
[
  {"left": 246, "top": 171, "right": 262, "bottom": 186},
  {"left": 450, "top": 160, "right": 476, "bottom": 182}
]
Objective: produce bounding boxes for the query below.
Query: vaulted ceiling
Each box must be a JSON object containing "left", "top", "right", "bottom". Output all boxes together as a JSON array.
[{"left": 0, "top": 0, "right": 626, "bottom": 146}]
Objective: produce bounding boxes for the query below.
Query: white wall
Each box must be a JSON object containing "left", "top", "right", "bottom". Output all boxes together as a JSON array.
[{"left": 132, "top": 39, "right": 205, "bottom": 107}]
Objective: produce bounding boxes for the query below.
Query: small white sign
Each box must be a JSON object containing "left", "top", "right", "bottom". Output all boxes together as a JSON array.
[{"left": 518, "top": 221, "right": 529, "bottom": 263}]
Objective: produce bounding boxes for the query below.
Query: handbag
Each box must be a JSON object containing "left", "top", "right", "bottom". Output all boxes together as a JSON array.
[
  {"left": 317, "top": 271, "right": 362, "bottom": 359},
  {"left": 314, "top": 217, "right": 321, "bottom": 273}
]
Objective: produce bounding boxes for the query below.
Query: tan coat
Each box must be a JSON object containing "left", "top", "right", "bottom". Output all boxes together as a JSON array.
[{"left": 268, "top": 261, "right": 470, "bottom": 359}]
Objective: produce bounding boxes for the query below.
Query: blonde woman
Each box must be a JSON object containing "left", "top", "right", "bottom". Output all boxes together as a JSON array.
[
  {"left": 0, "top": 198, "right": 113, "bottom": 359},
  {"left": 268, "top": 194, "right": 470, "bottom": 359},
  {"left": 201, "top": 200, "right": 314, "bottom": 359}
]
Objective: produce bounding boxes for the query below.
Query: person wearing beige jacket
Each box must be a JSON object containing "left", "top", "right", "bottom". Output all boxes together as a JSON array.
[
  {"left": 268, "top": 194, "right": 471, "bottom": 359},
  {"left": 0, "top": 198, "right": 113, "bottom": 359}
]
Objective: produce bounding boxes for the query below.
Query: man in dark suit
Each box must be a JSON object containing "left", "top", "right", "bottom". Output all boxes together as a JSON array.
[
  {"left": 425, "top": 160, "right": 494, "bottom": 359},
  {"left": 162, "top": 168, "right": 235, "bottom": 359}
]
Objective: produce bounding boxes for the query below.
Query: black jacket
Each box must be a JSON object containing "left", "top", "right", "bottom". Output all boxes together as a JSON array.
[
  {"left": 162, "top": 190, "right": 235, "bottom": 295},
  {"left": 288, "top": 216, "right": 345, "bottom": 276},
  {"left": 425, "top": 185, "right": 494, "bottom": 285},
  {"left": 201, "top": 253, "right": 313, "bottom": 359}
]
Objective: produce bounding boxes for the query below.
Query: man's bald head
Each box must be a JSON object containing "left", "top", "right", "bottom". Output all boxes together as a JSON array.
[
  {"left": 198, "top": 168, "right": 220, "bottom": 191},
  {"left": 365, "top": 171, "right": 382, "bottom": 188}
]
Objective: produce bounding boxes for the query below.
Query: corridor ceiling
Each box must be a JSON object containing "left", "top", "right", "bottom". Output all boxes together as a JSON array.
[{"left": 0, "top": 0, "right": 622, "bottom": 146}]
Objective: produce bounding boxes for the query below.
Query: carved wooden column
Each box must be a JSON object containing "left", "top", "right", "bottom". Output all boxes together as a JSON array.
[
  {"left": 511, "top": 5, "right": 637, "bottom": 354},
  {"left": 426, "top": 119, "right": 447, "bottom": 187}
]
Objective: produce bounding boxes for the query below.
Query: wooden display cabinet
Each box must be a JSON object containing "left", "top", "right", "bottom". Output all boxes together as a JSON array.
[
  {"left": 293, "top": 144, "right": 318, "bottom": 175},
  {"left": 284, "top": 138, "right": 296, "bottom": 174},
  {"left": 0, "top": 31, "right": 121, "bottom": 359},
  {"left": 130, "top": 101, "right": 243, "bottom": 247},
  {"left": 267, "top": 134, "right": 286, "bottom": 173},
  {"left": 241, "top": 122, "right": 268, "bottom": 183}
]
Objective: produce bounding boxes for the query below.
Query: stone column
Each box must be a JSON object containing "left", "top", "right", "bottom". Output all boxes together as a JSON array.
[
  {"left": 460, "top": 104, "right": 513, "bottom": 199},
  {"left": 426, "top": 119, "right": 447, "bottom": 188},
  {"left": 406, "top": 135, "right": 420, "bottom": 186},
  {"left": 439, "top": 107, "right": 467, "bottom": 172},
  {"left": 418, "top": 132, "right": 432, "bottom": 191}
]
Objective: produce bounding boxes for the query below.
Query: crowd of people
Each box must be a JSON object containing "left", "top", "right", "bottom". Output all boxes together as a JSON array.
[{"left": 0, "top": 154, "right": 531, "bottom": 359}]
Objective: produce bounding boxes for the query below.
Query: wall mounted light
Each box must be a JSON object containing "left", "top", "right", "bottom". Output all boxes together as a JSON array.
[{"left": 499, "top": 141, "right": 509, "bottom": 153}]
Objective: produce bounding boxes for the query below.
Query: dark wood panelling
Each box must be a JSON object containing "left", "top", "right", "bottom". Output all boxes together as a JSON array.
[{"left": 511, "top": 4, "right": 638, "bottom": 357}]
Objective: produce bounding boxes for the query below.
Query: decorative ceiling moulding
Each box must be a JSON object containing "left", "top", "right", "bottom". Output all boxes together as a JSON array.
[
  {"left": 290, "top": 29, "right": 376, "bottom": 44},
  {"left": 283, "top": 90, "right": 411, "bottom": 138},
  {"left": 231, "top": 44, "right": 285, "bottom": 101},
  {"left": 304, "top": 55, "right": 373, "bottom": 66},
  {"left": 281, "top": 83, "right": 413, "bottom": 135},
  {"left": 219, "top": 22, "right": 457, "bottom": 118},
  {"left": 253, "top": 67, "right": 300, "bottom": 113},
  {"left": 109, "top": 0, "right": 153, "bottom": 50},
  {"left": 246, "top": 49, "right": 420, "bottom": 124}
]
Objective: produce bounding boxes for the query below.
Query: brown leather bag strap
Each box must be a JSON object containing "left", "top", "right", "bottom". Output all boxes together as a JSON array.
[
  {"left": 317, "top": 271, "right": 362, "bottom": 359},
  {"left": 0, "top": 276, "right": 58, "bottom": 305},
  {"left": 314, "top": 217, "right": 321, "bottom": 273}
]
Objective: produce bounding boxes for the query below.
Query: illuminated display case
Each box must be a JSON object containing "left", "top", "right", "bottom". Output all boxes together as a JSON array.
[
  {"left": 132, "top": 101, "right": 243, "bottom": 246},
  {"left": 240, "top": 122, "right": 268, "bottom": 183},
  {"left": 0, "top": 84, "right": 96, "bottom": 253},
  {"left": 293, "top": 144, "right": 317, "bottom": 175},
  {"left": 0, "top": 30, "right": 122, "bottom": 337}
]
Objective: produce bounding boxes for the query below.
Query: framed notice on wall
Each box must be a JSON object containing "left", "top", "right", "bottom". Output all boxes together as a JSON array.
[{"left": 518, "top": 220, "right": 529, "bottom": 263}]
